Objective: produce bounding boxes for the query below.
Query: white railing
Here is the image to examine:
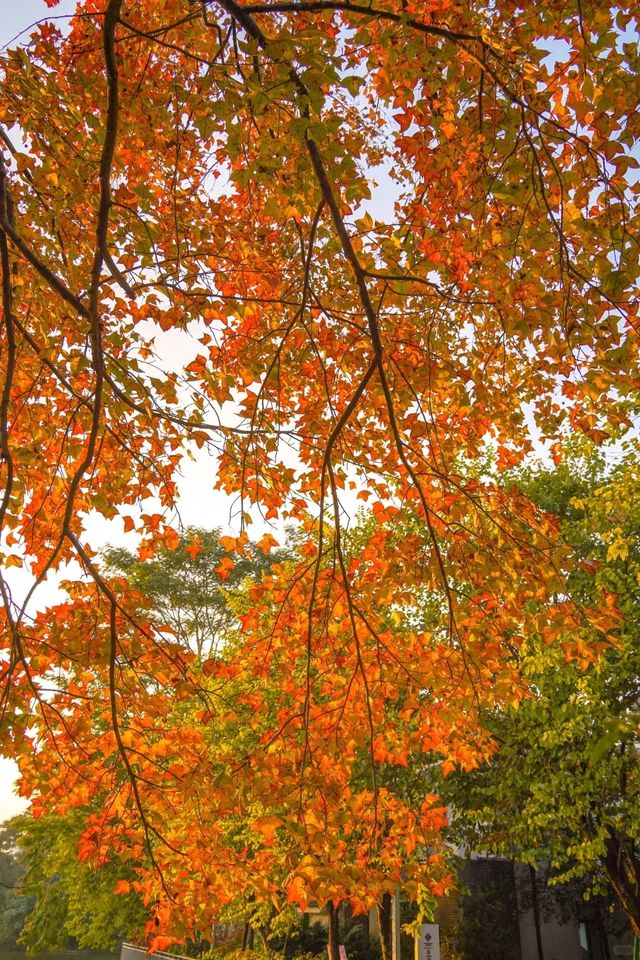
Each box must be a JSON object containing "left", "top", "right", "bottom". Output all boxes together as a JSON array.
[{"left": 121, "top": 941, "right": 195, "bottom": 960}]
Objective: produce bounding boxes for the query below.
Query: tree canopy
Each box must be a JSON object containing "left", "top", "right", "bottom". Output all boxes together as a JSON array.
[
  {"left": 445, "top": 445, "right": 640, "bottom": 933},
  {"left": 0, "top": 0, "right": 639, "bottom": 948},
  {"left": 102, "top": 527, "right": 278, "bottom": 656},
  {"left": 11, "top": 809, "right": 147, "bottom": 954},
  {"left": 0, "top": 823, "right": 33, "bottom": 948}
]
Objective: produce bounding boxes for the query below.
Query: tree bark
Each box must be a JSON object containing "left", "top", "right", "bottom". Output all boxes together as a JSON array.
[
  {"left": 595, "top": 901, "right": 612, "bottom": 960},
  {"left": 529, "top": 864, "right": 545, "bottom": 960},
  {"left": 378, "top": 891, "right": 393, "bottom": 960},
  {"left": 327, "top": 901, "right": 341, "bottom": 960},
  {"left": 241, "top": 923, "right": 255, "bottom": 951},
  {"left": 601, "top": 832, "right": 640, "bottom": 937}
]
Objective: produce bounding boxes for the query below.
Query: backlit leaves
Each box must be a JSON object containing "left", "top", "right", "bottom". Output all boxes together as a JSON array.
[{"left": 0, "top": 0, "right": 638, "bottom": 944}]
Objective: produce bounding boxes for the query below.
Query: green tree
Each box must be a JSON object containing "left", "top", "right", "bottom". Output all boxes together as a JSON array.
[
  {"left": 445, "top": 445, "right": 640, "bottom": 933},
  {"left": 0, "top": 823, "right": 34, "bottom": 947},
  {"left": 102, "top": 527, "right": 278, "bottom": 657},
  {"left": 14, "top": 809, "right": 147, "bottom": 953}
]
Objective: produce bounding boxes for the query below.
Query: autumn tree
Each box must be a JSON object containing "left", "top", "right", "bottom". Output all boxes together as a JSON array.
[
  {"left": 0, "top": 0, "right": 638, "bottom": 947},
  {"left": 52, "top": 533, "right": 459, "bottom": 948}
]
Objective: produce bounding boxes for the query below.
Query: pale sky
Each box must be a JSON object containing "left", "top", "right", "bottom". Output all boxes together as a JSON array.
[{"left": 1, "top": 0, "right": 77, "bottom": 50}]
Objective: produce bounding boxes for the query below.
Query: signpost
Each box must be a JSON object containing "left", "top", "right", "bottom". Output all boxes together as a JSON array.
[
  {"left": 392, "top": 889, "right": 402, "bottom": 960},
  {"left": 329, "top": 946, "right": 348, "bottom": 960},
  {"left": 415, "top": 925, "right": 440, "bottom": 960}
]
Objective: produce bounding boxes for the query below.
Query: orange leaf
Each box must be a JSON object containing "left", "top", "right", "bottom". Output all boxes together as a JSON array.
[
  {"left": 251, "top": 815, "right": 284, "bottom": 844},
  {"left": 185, "top": 540, "right": 201, "bottom": 560},
  {"left": 160, "top": 527, "right": 180, "bottom": 550},
  {"left": 215, "top": 556, "right": 234, "bottom": 580},
  {"left": 148, "top": 937, "right": 175, "bottom": 954},
  {"left": 256, "top": 533, "right": 279, "bottom": 554}
]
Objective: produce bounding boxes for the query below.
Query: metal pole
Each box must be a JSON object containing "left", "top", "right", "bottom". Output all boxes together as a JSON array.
[{"left": 392, "top": 887, "right": 401, "bottom": 960}]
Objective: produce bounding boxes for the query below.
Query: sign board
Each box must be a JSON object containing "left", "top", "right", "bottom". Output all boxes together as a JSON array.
[
  {"left": 613, "top": 946, "right": 633, "bottom": 957},
  {"left": 415, "top": 924, "right": 440, "bottom": 960}
]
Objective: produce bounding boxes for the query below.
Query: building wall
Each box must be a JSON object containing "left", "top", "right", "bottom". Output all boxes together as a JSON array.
[
  {"left": 513, "top": 862, "right": 584, "bottom": 960},
  {"left": 435, "top": 857, "right": 595, "bottom": 960}
]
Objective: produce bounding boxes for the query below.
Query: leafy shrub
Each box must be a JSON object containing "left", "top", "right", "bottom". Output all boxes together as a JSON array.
[
  {"left": 268, "top": 914, "right": 328, "bottom": 957},
  {"left": 343, "top": 923, "right": 381, "bottom": 960}
]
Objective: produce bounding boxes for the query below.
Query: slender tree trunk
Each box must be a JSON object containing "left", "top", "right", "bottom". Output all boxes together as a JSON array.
[
  {"left": 602, "top": 833, "right": 640, "bottom": 937},
  {"left": 378, "top": 891, "right": 393, "bottom": 960},
  {"left": 327, "top": 901, "right": 341, "bottom": 960},
  {"left": 529, "top": 865, "right": 545, "bottom": 960},
  {"left": 595, "top": 902, "right": 612, "bottom": 960},
  {"left": 242, "top": 923, "right": 253, "bottom": 951}
]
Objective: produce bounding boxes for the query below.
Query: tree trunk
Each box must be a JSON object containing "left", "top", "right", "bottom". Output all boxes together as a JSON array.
[
  {"left": 595, "top": 901, "right": 612, "bottom": 960},
  {"left": 602, "top": 832, "right": 640, "bottom": 937},
  {"left": 242, "top": 923, "right": 253, "bottom": 951},
  {"left": 327, "top": 901, "right": 341, "bottom": 960},
  {"left": 529, "top": 865, "right": 545, "bottom": 960},
  {"left": 378, "top": 891, "right": 393, "bottom": 960}
]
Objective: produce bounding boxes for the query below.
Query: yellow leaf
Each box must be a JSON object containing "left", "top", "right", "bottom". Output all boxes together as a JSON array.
[{"left": 607, "top": 540, "right": 628, "bottom": 562}]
